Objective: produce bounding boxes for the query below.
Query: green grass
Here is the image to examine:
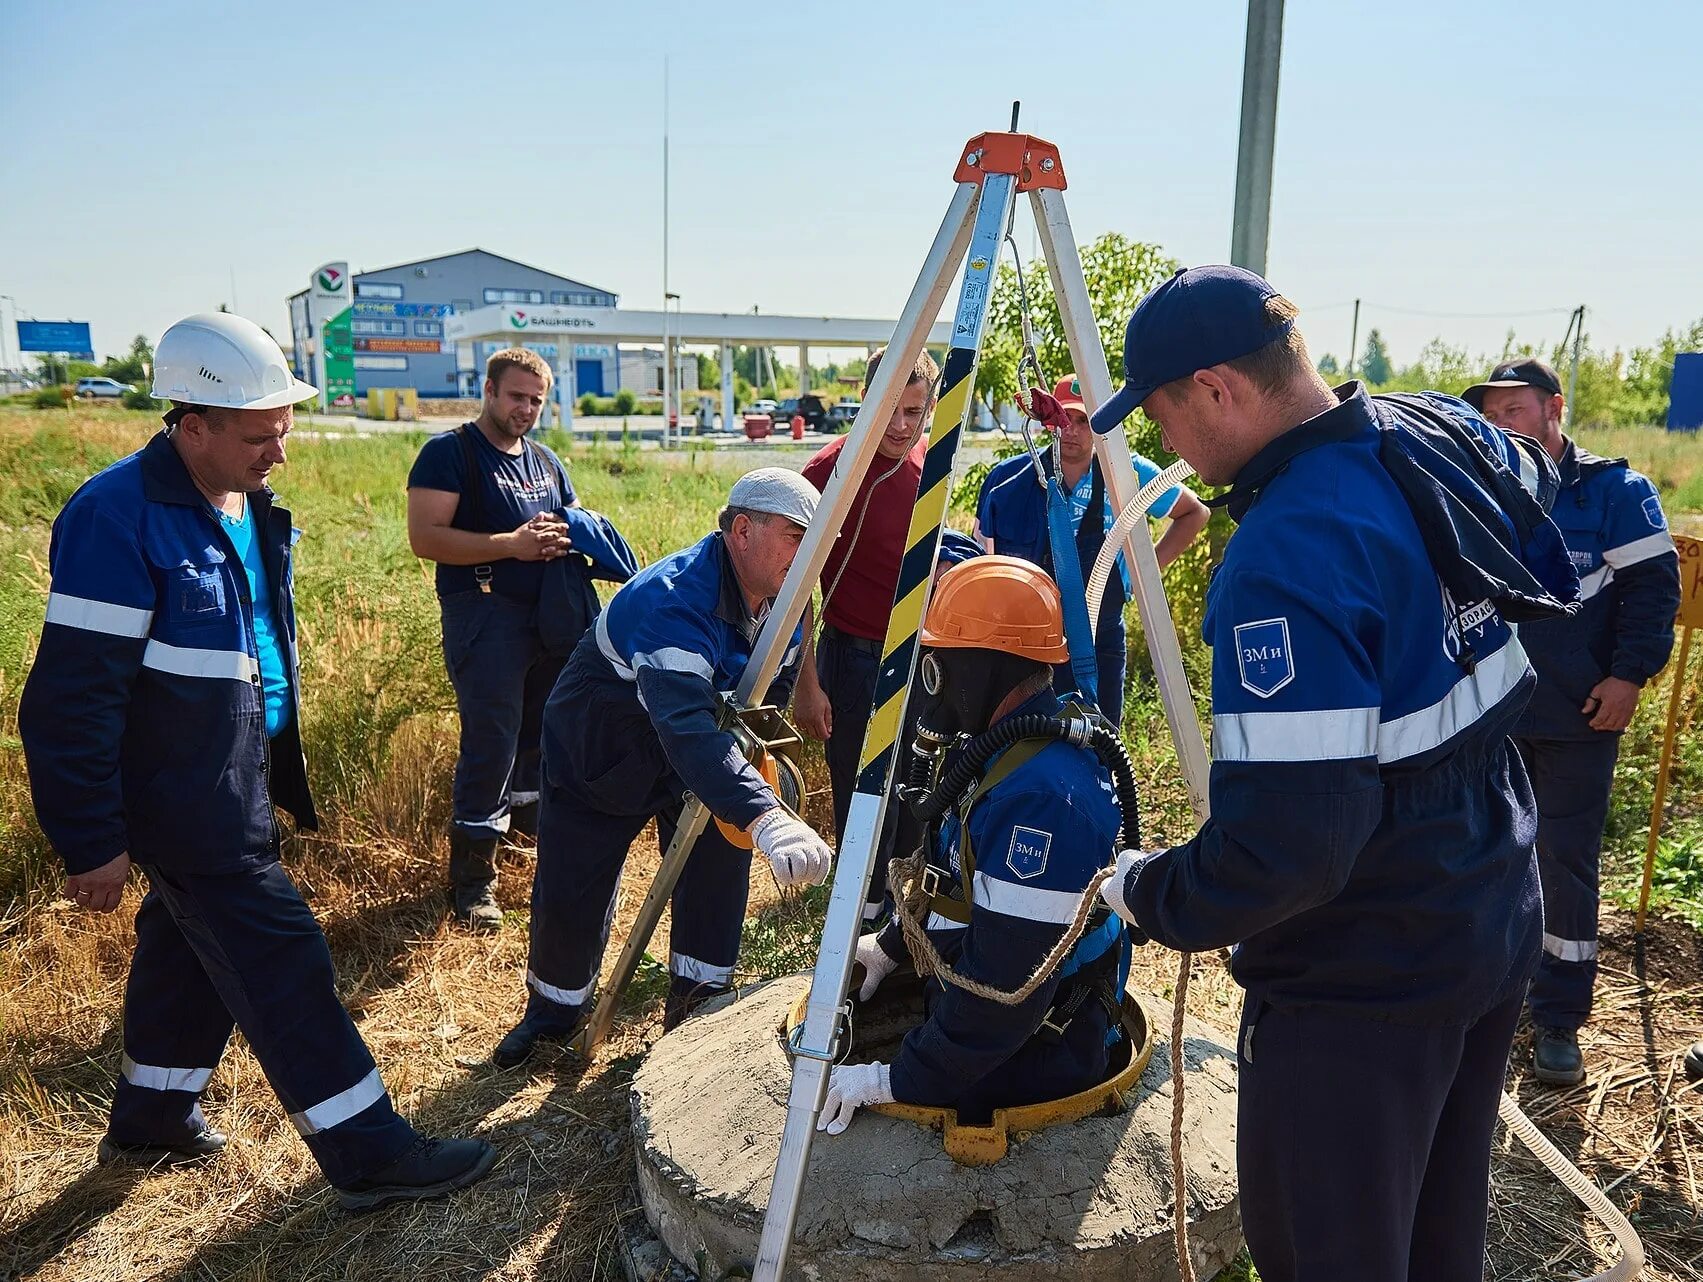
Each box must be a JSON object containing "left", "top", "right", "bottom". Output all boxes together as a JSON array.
[{"left": 3, "top": 408, "right": 1700, "bottom": 924}]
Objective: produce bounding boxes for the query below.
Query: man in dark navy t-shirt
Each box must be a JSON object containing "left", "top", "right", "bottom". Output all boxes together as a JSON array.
[{"left": 407, "top": 347, "right": 576, "bottom": 930}]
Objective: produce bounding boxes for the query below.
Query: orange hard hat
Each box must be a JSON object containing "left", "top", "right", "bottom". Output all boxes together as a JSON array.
[{"left": 919, "top": 555, "right": 1069, "bottom": 664}]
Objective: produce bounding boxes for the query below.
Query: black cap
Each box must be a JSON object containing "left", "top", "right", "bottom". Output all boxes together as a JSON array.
[{"left": 1462, "top": 358, "right": 1563, "bottom": 411}]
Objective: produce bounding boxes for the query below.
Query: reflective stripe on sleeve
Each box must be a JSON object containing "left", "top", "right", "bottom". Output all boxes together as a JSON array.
[
  {"left": 46, "top": 592, "right": 154, "bottom": 638},
  {"left": 141, "top": 638, "right": 259, "bottom": 683},
  {"left": 971, "top": 871, "right": 1085, "bottom": 925},
  {"left": 1213, "top": 706, "right": 1379, "bottom": 763},
  {"left": 1377, "top": 636, "right": 1528, "bottom": 763},
  {"left": 633, "top": 647, "right": 715, "bottom": 682},
  {"left": 288, "top": 1067, "right": 387, "bottom": 1137},
  {"left": 1542, "top": 933, "right": 1598, "bottom": 963},
  {"left": 121, "top": 1053, "right": 214, "bottom": 1093},
  {"left": 1601, "top": 530, "right": 1676, "bottom": 569}
]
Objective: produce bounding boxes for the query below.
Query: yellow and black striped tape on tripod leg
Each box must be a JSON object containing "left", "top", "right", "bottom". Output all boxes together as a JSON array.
[{"left": 853, "top": 358, "right": 974, "bottom": 793}]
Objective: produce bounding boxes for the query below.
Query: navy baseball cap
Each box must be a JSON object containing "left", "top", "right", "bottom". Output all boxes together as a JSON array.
[
  {"left": 1461, "top": 358, "right": 1563, "bottom": 412},
  {"left": 1090, "top": 264, "right": 1295, "bottom": 434}
]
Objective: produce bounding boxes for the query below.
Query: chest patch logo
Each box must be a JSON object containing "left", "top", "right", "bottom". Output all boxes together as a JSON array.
[
  {"left": 1234, "top": 617, "right": 1293, "bottom": 698},
  {"left": 1643, "top": 494, "right": 1667, "bottom": 530},
  {"left": 1006, "top": 826, "right": 1052, "bottom": 880}
]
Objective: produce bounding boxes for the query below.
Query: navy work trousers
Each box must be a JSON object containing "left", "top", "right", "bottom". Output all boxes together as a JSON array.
[
  {"left": 1051, "top": 643, "right": 1127, "bottom": 730},
  {"left": 440, "top": 590, "right": 566, "bottom": 840},
  {"left": 523, "top": 768, "right": 754, "bottom": 1026},
  {"left": 1512, "top": 733, "right": 1620, "bottom": 1031},
  {"left": 1235, "top": 989, "right": 1524, "bottom": 1282},
  {"left": 818, "top": 627, "right": 922, "bottom": 919},
  {"left": 108, "top": 862, "right": 416, "bottom": 1188}
]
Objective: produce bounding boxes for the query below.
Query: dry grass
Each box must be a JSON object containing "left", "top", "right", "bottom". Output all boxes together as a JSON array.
[{"left": 1, "top": 408, "right": 1699, "bottom": 1281}]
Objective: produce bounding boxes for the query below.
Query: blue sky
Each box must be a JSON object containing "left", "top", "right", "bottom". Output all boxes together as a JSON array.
[{"left": 2, "top": 0, "right": 1697, "bottom": 372}]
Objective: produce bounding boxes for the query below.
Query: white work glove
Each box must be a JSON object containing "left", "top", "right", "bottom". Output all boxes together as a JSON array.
[
  {"left": 749, "top": 808, "right": 833, "bottom": 889},
  {"left": 1099, "top": 849, "right": 1151, "bottom": 933},
  {"left": 817, "top": 1061, "right": 893, "bottom": 1135},
  {"left": 853, "top": 932, "right": 897, "bottom": 1001}
]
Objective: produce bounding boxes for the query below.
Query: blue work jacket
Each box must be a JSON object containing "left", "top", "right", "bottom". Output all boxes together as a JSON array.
[
  {"left": 545, "top": 532, "right": 802, "bottom": 828},
  {"left": 1514, "top": 441, "right": 1679, "bottom": 739},
  {"left": 20, "top": 432, "right": 317, "bottom": 875},
  {"left": 1116, "top": 385, "right": 1571, "bottom": 1023}
]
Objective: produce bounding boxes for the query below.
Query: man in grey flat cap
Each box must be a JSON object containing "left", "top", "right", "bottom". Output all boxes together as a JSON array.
[{"left": 494, "top": 467, "right": 832, "bottom": 1065}]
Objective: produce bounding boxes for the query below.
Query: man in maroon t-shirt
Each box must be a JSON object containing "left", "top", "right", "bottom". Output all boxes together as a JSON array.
[{"left": 795, "top": 347, "right": 978, "bottom": 920}]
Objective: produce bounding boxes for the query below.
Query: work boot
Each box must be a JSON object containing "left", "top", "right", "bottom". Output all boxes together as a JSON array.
[
  {"left": 334, "top": 1135, "right": 497, "bottom": 1212},
  {"left": 491, "top": 1002, "right": 583, "bottom": 1069},
  {"left": 1532, "top": 1026, "right": 1586, "bottom": 1086},
  {"left": 1685, "top": 1040, "right": 1703, "bottom": 1083},
  {"left": 97, "top": 1125, "right": 227, "bottom": 1167},
  {"left": 449, "top": 830, "right": 502, "bottom": 931}
]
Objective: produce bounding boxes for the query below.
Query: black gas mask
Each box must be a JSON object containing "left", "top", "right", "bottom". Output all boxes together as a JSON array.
[{"left": 917, "top": 645, "right": 1050, "bottom": 739}]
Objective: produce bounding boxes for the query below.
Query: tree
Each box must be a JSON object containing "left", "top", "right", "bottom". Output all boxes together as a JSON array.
[
  {"left": 976, "top": 233, "right": 1179, "bottom": 418},
  {"left": 1358, "top": 329, "right": 1393, "bottom": 386},
  {"left": 1316, "top": 353, "right": 1340, "bottom": 377},
  {"left": 696, "top": 352, "right": 718, "bottom": 389}
]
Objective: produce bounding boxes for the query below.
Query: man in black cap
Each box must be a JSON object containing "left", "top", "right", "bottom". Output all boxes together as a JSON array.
[{"left": 1465, "top": 358, "right": 1680, "bottom": 1086}]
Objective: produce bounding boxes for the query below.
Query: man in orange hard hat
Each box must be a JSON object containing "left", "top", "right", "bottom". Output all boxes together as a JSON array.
[{"left": 816, "top": 556, "right": 1133, "bottom": 1134}]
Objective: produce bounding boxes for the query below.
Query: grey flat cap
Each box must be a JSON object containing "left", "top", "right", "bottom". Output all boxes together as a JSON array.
[{"left": 728, "top": 466, "right": 819, "bottom": 529}]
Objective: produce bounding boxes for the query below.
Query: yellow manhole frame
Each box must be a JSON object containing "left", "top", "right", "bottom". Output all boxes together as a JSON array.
[{"left": 784, "top": 989, "right": 1154, "bottom": 1166}]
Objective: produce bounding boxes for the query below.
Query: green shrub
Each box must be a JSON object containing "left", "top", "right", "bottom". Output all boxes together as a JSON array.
[
  {"left": 31, "top": 389, "right": 66, "bottom": 410},
  {"left": 577, "top": 392, "right": 599, "bottom": 416},
  {"left": 122, "top": 389, "right": 160, "bottom": 411},
  {"left": 612, "top": 388, "right": 638, "bottom": 415}
]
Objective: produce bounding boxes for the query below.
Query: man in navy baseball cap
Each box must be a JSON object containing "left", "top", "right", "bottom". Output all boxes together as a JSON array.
[{"left": 1090, "top": 264, "right": 1317, "bottom": 486}]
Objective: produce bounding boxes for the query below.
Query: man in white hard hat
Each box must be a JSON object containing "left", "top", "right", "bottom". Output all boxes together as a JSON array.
[
  {"left": 493, "top": 467, "right": 834, "bottom": 1066},
  {"left": 19, "top": 312, "right": 496, "bottom": 1211}
]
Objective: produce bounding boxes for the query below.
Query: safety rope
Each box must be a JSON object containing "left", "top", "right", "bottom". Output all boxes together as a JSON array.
[{"left": 885, "top": 850, "right": 1115, "bottom": 1006}]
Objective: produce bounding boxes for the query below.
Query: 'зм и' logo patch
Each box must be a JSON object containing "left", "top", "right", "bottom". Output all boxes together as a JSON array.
[
  {"left": 1006, "top": 826, "right": 1052, "bottom": 880},
  {"left": 1643, "top": 494, "right": 1667, "bottom": 530},
  {"left": 1235, "top": 617, "right": 1293, "bottom": 698}
]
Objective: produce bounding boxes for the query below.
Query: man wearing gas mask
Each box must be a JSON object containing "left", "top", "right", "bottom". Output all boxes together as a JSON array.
[{"left": 814, "top": 556, "right": 1137, "bottom": 1134}]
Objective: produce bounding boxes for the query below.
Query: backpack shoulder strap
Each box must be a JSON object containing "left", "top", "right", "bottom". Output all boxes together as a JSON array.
[{"left": 456, "top": 424, "right": 487, "bottom": 531}]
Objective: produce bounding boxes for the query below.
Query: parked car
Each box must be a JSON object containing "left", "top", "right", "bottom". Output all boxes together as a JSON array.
[
  {"left": 75, "top": 376, "right": 135, "bottom": 399},
  {"left": 775, "top": 394, "right": 830, "bottom": 431},
  {"left": 827, "top": 402, "right": 861, "bottom": 432},
  {"left": 748, "top": 398, "right": 779, "bottom": 417}
]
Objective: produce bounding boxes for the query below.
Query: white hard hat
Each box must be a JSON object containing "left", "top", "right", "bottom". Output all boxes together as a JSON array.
[{"left": 152, "top": 312, "right": 319, "bottom": 410}]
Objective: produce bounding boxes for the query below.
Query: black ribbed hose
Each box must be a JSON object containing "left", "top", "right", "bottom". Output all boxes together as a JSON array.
[{"left": 907, "top": 714, "right": 1141, "bottom": 848}]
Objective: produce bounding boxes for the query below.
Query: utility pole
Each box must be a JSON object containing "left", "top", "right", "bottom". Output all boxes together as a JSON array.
[
  {"left": 1229, "top": 0, "right": 1285, "bottom": 276},
  {"left": 661, "top": 55, "right": 672, "bottom": 446},
  {"left": 1566, "top": 304, "right": 1585, "bottom": 429},
  {"left": 1347, "top": 298, "right": 1360, "bottom": 378}
]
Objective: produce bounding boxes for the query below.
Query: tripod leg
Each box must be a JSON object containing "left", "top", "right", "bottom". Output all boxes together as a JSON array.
[
  {"left": 1031, "top": 186, "right": 1211, "bottom": 820},
  {"left": 752, "top": 170, "right": 1020, "bottom": 1282},
  {"left": 577, "top": 795, "right": 712, "bottom": 1055}
]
